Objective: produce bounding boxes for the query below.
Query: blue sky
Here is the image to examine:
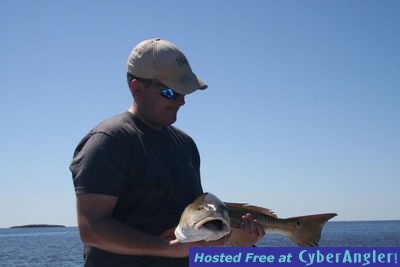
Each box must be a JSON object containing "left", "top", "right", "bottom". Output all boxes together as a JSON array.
[{"left": 0, "top": 0, "right": 399, "bottom": 228}]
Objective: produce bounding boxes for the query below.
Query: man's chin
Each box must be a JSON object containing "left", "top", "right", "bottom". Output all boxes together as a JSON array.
[{"left": 162, "top": 116, "right": 177, "bottom": 127}]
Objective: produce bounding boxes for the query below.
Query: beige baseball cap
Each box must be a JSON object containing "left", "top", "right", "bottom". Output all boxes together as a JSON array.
[{"left": 127, "top": 38, "right": 207, "bottom": 95}]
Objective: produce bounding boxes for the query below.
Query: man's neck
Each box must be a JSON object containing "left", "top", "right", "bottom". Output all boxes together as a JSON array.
[{"left": 128, "top": 105, "right": 164, "bottom": 131}]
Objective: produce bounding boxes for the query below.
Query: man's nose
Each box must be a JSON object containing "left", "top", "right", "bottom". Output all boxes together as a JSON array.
[{"left": 174, "top": 95, "right": 185, "bottom": 106}]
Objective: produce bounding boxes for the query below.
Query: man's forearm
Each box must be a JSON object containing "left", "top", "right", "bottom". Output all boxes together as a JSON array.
[{"left": 78, "top": 216, "right": 189, "bottom": 258}]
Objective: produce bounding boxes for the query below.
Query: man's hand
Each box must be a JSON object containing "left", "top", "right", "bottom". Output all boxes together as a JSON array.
[
  {"left": 239, "top": 213, "right": 265, "bottom": 244},
  {"left": 223, "top": 213, "right": 265, "bottom": 247},
  {"left": 168, "top": 234, "right": 230, "bottom": 257}
]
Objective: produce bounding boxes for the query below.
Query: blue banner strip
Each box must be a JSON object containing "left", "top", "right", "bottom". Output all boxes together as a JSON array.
[{"left": 190, "top": 247, "right": 399, "bottom": 267}]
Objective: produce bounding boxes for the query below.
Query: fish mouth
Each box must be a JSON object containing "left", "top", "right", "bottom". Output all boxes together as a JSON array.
[{"left": 194, "top": 217, "right": 230, "bottom": 232}]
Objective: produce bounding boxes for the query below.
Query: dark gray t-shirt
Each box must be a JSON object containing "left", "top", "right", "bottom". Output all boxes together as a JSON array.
[{"left": 70, "top": 111, "right": 203, "bottom": 267}]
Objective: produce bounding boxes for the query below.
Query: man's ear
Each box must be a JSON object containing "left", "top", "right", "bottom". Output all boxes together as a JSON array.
[{"left": 130, "top": 79, "right": 143, "bottom": 98}]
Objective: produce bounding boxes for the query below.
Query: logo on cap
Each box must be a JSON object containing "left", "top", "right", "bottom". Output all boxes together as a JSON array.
[{"left": 176, "top": 56, "right": 188, "bottom": 66}]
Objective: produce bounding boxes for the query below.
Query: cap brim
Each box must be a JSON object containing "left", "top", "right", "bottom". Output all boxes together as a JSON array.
[{"left": 162, "top": 74, "right": 207, "bottom": 95}]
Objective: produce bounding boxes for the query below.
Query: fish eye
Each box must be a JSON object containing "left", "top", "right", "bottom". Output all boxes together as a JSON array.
[{"left": 205, "top": 203, "right": 216, "bottom": 211}]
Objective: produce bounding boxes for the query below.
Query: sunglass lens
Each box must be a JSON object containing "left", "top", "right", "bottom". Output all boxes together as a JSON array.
[{"left": 161, "top": 88, "right": 181, "bottom": 100}]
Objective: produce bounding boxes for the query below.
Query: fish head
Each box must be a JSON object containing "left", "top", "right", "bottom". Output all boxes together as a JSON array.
[{"left": 174, "top": 193, "right": 231, "bottom": 243}]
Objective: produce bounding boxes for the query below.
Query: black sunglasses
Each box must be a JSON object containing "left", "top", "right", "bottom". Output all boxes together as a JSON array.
[
  {"left": 159, "top": 88, "right": 183, "bottom": 100},
  {"left": 128, "top": 74, "right": 182, "bottom": 101}
]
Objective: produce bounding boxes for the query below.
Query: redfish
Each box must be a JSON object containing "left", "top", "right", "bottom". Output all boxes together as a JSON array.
[{"left": 162, "top": 193, "right": 336, "bottom": 247}]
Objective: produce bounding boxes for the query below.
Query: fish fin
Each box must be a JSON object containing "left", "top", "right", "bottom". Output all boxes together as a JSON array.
[
  {"left": 284, "top": 213, "right": 337, "bottom": 246},
  {"left": 224, "top": 228, "right": 258, "bottom": 247},
  {"left": 225, "top": 202, "right": 277, "bottom": 218},
  {"left": 159, "top": 227, "right": 176, "bottom": 241}
]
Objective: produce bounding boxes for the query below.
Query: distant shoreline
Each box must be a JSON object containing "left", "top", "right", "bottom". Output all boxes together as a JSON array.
[{"left": 10, "top": 224, "right": 66, "bottom": 229}]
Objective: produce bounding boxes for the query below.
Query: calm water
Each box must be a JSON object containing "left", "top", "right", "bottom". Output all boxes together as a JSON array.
[{"left": 0, "top": 221, "right": 399, "bottom": 266}]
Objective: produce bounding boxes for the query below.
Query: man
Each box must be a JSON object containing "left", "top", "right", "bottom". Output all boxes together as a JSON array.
[{"left": 70, "top": 38, "right": 264, "bottom": 267}]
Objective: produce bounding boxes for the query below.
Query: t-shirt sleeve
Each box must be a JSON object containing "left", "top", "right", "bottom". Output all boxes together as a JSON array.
[{"left": 69, "top": 132, "right": 130, "bottom": 196}]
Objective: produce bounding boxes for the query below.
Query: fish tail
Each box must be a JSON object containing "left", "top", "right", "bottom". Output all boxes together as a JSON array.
[{"left": 282, "top": 213, "right": 337, "bottom": 246}]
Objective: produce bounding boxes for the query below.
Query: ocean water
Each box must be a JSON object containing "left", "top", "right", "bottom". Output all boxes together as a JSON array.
[{"left": 0, "top": 221, "right": 399, "bottom": 266}]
